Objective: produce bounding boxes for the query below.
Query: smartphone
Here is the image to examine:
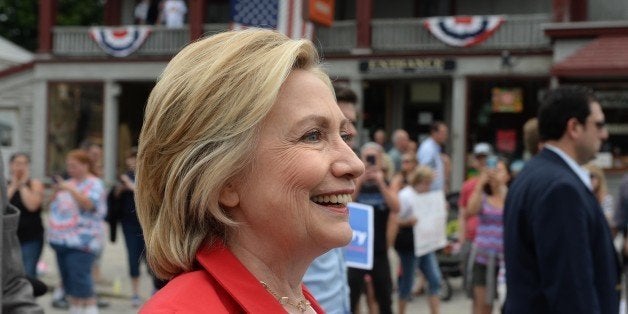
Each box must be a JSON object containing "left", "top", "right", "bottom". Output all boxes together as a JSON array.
[
  {"left": 486, "top": 155, "right": 498, "bottom": 169},
  {"left": 366, "top": 155, "right": 376, "bottom": 166}
]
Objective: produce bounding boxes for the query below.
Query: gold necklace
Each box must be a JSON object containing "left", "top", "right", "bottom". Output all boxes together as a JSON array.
[{"left": 260, "top": 281, "right": 311, "bottom": 313}]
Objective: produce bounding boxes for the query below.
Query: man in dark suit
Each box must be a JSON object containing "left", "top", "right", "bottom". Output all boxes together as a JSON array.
[{"left": 504, "top": 85, "right": 620, "bottom": 313}]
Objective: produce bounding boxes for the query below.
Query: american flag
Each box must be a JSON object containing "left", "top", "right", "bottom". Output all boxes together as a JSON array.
[{"left": 230, "top": 0, "right": 314, "bottom": 40}]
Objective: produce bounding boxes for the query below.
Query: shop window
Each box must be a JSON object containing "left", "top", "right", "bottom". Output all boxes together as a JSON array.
[
  {"left": 467, "top": 78, "right": 549, "bottom": 160},
  {"left": 47, "top": 82, "right": 104, "bottom": 176}
]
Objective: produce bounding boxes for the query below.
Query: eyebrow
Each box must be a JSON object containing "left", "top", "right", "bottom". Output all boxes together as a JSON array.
[
  {"left": 295, "top": 114, "right": 330, "bottom": 127},
  {"left": 340, "top": 118, "right": 354, "bottom": 128},
  {"left": 294, "top": 114, "right": 351, "bottom": 129}
]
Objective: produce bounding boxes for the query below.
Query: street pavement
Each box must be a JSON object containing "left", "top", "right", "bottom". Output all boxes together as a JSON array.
[{"left": 35, "top": 229, "right": 473, "bottom": 313}]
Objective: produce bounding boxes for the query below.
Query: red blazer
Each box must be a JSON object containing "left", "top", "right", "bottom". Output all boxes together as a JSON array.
[{"left": 140, "top": 243, "right": 324, "bottom": 313}]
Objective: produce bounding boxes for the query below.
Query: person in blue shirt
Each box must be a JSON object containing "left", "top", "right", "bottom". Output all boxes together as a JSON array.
[
  {"left": 303, "top": 84, "right": 357, "bottom": 314},
  {"left": 417, "top": 121, "right": 448, "bottom": 192}
]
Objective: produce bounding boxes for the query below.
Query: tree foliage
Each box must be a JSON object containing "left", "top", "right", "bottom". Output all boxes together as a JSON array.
[{"left": 0, "top": 0, "right": 104, "bottom": 51}]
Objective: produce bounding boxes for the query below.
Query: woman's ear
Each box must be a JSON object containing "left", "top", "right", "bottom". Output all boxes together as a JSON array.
[{"left": 219, "top": 182, "right": 240, "bottom": 208}]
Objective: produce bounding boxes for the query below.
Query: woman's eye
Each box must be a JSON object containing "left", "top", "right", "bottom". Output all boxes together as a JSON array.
[
  {"left": 341, "top": 132, "right": 354, "bottom": 143},
  {"left": 302, "top": 130, "right": 323, "bottom": 142}
]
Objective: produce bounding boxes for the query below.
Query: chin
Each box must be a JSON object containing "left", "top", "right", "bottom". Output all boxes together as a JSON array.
[{"left": 330, "top": 221, "right": 354, "bottom": 248}]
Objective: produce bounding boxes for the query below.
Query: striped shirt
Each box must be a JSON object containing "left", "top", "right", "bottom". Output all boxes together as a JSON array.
[{"left": 474, "top": 195, "right": 504, "bottom": 265}]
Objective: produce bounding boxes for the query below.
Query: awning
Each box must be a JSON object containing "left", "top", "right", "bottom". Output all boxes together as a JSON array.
[{"left": 551, "top": 36, "right": 628, "bottom": 77}]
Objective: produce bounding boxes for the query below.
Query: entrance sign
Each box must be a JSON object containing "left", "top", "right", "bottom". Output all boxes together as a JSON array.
[{"left": 359, "top": 58, "right": 456, "bottom": 74}]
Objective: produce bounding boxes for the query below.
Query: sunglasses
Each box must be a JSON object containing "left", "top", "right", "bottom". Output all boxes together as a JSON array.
[{"left": 592, "top": 120, "right": 606, "bottom": 130}]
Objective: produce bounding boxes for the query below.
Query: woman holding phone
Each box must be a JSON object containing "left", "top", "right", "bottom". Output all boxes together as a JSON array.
[
  {"left": 348, "top": 142, "right": 399, "bottom": 314},
  {"left": 467, "top": 156, "right": 510, "bottom": 314},
  {"left": 8, "top": 152, "right": 45, "bottom": 279}
]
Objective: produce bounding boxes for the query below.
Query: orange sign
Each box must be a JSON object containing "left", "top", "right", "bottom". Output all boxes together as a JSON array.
[{"left": 308, "top": 0, "right": 334, "bottom": 27}]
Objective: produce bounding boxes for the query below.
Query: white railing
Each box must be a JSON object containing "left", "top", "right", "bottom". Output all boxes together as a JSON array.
[
  {"left": 52, "top": 14, "right": 552, "bottom": 57},
  {"left": 371, "top": 14, "right": 552, "bottom": 51},
  {"left": 54, "top": 25, "right": 191, "bottom": 57},
  {"left": 316, "top": 20, "right": 356, "bottom": 53}
]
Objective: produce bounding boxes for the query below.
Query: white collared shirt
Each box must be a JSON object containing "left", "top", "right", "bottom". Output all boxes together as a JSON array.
[{"left": 545, "top": 144, "right": 592, "bottom": 190}]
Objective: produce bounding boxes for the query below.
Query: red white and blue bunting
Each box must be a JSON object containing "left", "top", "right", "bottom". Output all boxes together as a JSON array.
[
  {"left": 424, "top": 15, "right": 504, "bottom": 47},
  {"left": 89, "top": 26, "right": 151, "bottom": 57}
]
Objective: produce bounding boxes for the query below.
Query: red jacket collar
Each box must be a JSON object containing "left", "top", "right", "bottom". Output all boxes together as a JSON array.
[{"left": 196, "top": 242, "right": 324, "bottom": 313}]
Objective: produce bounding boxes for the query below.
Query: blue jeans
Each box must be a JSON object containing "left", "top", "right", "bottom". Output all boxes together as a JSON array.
[
  {"left": 397, "top": 250, "right": 416, "bottom": 300},
  {"left": 417, "top": 251, "right": 442, "bottom": 295},
  {"left": 20, "top": 239, "right": 43, "bottom": 278},
  {"left": 51, "top": 244, "right": 96, "bottom": 298},
  {"left": 122, "top": 221, "right": 146, "bottom": 278}
]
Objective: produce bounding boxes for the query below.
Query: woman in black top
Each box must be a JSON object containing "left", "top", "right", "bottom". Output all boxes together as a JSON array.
[
  {"left": 8, "top": 153, "right": 45, "bottom": 278},
  {"left": 113, "top": 148, "right": 146, "bottom": 307}
]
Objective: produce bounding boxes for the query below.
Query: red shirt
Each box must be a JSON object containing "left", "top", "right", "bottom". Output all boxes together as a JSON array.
[
  {"left": 459, "top": 177, "right": 480, "bottom": 241},
  {"left": 140, "top": 242, "right": 324, "bottom": 313}
]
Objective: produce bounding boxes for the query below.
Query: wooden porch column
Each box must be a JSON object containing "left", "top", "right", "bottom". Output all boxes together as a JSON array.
[
  {"left": 356, "top": 0, "right": 372, "bottom": 49},
  {"left": 189, "top": 0, "right": 207, "bottom": 41},
  {"left": 104, "top": 0, "right": 122, "bottom": 25},
  {"left": 37, "top": 0, "right": 57, "bottom": 54},
  {"left": 570, "top": 0, "right": 587, "bottom": 21},
  {"left": 552, "top": 0, "right": 571, "bottom": 22}
]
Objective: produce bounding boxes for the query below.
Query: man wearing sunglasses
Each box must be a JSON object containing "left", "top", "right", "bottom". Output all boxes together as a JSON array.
[{"left": 503, "top": 85, "right": 619, "bottom": 314}]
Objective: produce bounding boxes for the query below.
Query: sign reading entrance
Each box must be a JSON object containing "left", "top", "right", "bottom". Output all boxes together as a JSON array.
[{"left": 360, "top": 58, "right": 456, "bottom": 74}]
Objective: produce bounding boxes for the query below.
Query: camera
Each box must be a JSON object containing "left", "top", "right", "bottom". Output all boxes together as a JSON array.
[
  {"left": 486, "top": 155, "right": 498, "bottom": 169},
  {"left": 366, "top": 155, "right": 376, "bottom": 166}
]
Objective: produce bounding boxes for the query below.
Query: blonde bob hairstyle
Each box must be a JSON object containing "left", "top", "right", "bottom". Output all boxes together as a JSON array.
[
  {"left": 407, "top": 165, "right": 435, "bottom": 186},
  {"left": 585, "top": 163, "right": 608, "bottom": 202},
  {"left": 136, "top": 29, "right": 331, "bottom": 280}
]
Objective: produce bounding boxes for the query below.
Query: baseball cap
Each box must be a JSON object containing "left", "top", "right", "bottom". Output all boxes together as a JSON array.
[{"left": 473, "top": 143, "right": 493, "bottom": 156}]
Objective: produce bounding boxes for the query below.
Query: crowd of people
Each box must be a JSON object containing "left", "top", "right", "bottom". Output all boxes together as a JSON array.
[
  {"left": 2, "top": 29, "right": 628, "bottom": 314},
  {"left": 3, "top": 143, "right": 155, "bottom": 313}
]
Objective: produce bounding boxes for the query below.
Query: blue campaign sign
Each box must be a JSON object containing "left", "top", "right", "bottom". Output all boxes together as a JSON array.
[{"left": 344, "top": 202, "right": 374, "bottom": 270}]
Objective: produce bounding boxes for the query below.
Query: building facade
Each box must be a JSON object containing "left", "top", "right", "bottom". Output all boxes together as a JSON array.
[{"left": 1, "top": 0, "right": 626, "bottom": 192}]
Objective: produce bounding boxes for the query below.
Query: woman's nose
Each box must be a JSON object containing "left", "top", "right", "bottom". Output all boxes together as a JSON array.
[{"left": 331, "top": 141, "right": 365, "bottom": 179}]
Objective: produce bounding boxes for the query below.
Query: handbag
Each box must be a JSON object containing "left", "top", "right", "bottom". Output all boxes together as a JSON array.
[{"left": 1, "top": 152, "right": 43, "bottom": 313}]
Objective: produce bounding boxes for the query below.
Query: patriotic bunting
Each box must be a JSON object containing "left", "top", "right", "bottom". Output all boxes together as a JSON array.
[
  {"left": 424, "top": 15, "right": 504, "bottom": 47},
  {"left": 89, "top": 26, "right": 152, "bottom": 57}
]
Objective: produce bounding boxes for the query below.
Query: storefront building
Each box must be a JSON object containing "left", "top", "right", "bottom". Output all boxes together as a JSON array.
[
  {"left": 0, "top": 0, "right": 625, "bottom": 192},
  {"left": 546, "top": 21, "right": 628, "bottom": 189}
]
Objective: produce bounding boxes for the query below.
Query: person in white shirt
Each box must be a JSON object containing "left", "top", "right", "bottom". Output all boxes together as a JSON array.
[{"left": 159, "top": 0, "right": 187, "bottom": 28}]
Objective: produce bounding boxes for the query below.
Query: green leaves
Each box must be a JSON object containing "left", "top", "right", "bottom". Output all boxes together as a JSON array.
[{"left": 0, "top": 0, "right": 104, "bottom": 51}]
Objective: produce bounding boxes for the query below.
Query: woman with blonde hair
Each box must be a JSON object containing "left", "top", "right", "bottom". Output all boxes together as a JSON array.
[
  {"left": 137, "top": 29, "right": 364, "bottom": 312},
  {"left": 585, "top": 163, "right": 615, "bottom": 230},
  {"left": 396, "top": 166, "right": 442, "bottom": 314}
]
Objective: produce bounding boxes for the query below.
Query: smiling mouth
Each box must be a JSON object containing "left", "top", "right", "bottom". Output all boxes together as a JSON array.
[{"left": 310, "top": 194, "right": 352, "bottom": 206}]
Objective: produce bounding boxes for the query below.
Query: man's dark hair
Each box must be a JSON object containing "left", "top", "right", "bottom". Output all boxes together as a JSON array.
[
  {"left": 334, "top": 84, "right": 357, "bottom": 104},
  {"left": 430, "top": 121, "right": 446, "bottom": 134},
  {"left": 538, "top": 85, "right": 596, "bottom": 142}
]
